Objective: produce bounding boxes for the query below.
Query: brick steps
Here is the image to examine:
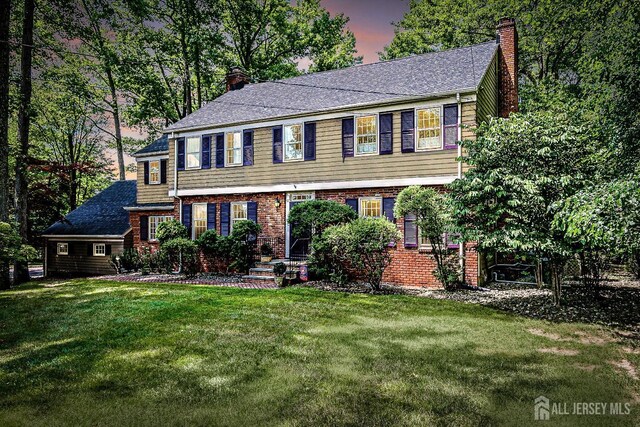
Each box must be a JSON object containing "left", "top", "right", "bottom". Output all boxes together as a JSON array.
[{"left": 242, "top": 259, "right": 304, "bottom": 282}]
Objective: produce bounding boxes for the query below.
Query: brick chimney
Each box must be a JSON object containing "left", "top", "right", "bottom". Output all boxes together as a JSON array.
[
  {"left": 496, "top": 17, "right": 518, "bottom": 117},
  {"left": 225, "top": 67, "right": 250, "bottom": 92}
]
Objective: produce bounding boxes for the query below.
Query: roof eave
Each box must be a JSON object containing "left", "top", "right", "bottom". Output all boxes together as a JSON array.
[
  {"left": 133, "top": 150, "right": 169, "bottom": 158},
  {"left": 123, "top": 205, "right": 174, "bottom": 211},
  {"left": 165, "top": 87, "right": 478, "bottom": 134}
]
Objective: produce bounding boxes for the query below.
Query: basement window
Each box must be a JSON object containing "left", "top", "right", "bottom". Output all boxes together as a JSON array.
[{"left": 57, "top": 243, "right": 68, "bottom": 255}]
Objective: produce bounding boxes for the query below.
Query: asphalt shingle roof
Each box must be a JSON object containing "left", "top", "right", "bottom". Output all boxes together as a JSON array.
[
  {"left": 43, "top": 180, "right": 137, "bottom": 236},
  {"left": 165, "top": 41, "right": 498, "bottom": 132},
  {"left": 134, "top": 134, "right": 168, "bottom": 156}
]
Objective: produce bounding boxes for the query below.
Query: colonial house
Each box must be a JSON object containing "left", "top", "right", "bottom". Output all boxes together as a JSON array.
[{"left": 44, "top": 18, "right": 519, "bottom": 286}]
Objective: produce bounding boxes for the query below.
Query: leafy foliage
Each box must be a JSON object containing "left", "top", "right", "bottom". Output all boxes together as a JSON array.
[
  {"left": 0, "top": 222, "right": 36, "bottom": 269},
  {"left": 323, "top": 218, "right": 400, "bottom": 291},
  {"left": 394, "top": 186, "right": 460, "bottom": 290},
  {"left": 288, "top": 199, "right": 358, "bottom": 240},
  {"left": 160, "top": 238, "right": 200, "bottom": 277},
  {"left": 110, "top": 248, "right": 141, "bottom": 273},
  {"left": 156, "top": 220, "right": 189, "bottom": 244},
  {"left": 228, "top": 220, "right": 262, "bottom": 273}
]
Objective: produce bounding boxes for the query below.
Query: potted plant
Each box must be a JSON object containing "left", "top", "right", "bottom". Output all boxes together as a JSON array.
[
  {"left": 260, "top": 242, "right": 274, "bottom": 263},
  {"left": 273, "top": 262, "right": 287, "bottom": 287}
]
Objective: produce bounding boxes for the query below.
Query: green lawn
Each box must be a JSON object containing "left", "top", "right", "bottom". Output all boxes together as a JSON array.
[{"left": 0, "top": 280, "right": 637, "bottom": 426}]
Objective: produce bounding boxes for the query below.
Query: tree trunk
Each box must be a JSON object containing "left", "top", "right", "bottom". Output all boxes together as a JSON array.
[
  {"left": 14, "top": 0, "right": 35, "bottom": 285},
  {"left": 550, "top": 262, "right": 562, "bottom": 306},
  {"left": 0, "top": 0, "right": 11, "bottom": 290},
  {"left": 67, "top": 132, "right": 77, "bottom": 210},
  {"left": 535, "top": 259, "right": 544, "bottom": 288},
  {"left": 106, "top": 67, "right": 125, "bottom": 180}
]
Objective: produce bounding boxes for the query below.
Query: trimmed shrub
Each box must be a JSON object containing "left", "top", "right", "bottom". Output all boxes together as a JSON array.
[
  {"left": 110, "top": 248, "right": 141, "bottom": 273},
  {"left": 156, "top": 219, "right": 188, "bottom": 244},
  {"left": 228, "top": 220, "right": 262, "bottom": 273},
  {"left": 323, "top": 218, "right": 400, "bottom": 291},
  {"left": 161, "top": 238, "right": 200, "bottom": 277},
  {"left": 288, "top": 200, "right": 357, "bottom": 239}
]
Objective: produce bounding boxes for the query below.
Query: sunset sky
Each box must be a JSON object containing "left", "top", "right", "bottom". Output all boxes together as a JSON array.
[{"left": 322, "top": 0, "right": 409, "bottom": 63}]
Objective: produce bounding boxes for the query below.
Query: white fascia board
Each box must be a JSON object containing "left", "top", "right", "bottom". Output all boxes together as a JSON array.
[
  {"left": 169, "top": 176, "right": 458, "bottom": 197},
  {"left": 123, "top": 205, "right": 174, "bottom": 212},
  {"left": 171, "top": 92, "right": 477, "bottom": 138},
  {"left": 134, "top": 153, "right": 169, "bottom": 161}
]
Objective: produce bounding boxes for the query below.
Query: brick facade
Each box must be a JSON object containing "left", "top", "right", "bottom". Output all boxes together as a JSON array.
[
  {"left": 129, "top": 209, "right": 177, "bottom": 251},
  {"left": 497, "top": 17, "right": 518, "bottom": 118},
  {"left": 128, "top": 187, "right": 480, "bottom": 288}
]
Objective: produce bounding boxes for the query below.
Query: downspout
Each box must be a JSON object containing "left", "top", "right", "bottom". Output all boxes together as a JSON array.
[
  {"left": 456, "top": 93, "right": 466, "bottom": 283},
  {"left": 173, "top": 134, "right": 183, "bottom": 274}
]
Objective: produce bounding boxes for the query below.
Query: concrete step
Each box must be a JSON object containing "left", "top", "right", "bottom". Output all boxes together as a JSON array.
[{"left": 242, "top": 274, "right": 275, "bottom": 281}]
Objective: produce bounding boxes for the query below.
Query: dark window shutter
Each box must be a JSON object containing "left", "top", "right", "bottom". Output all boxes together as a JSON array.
[
  {"left": 446, "top": 232, "right": 460, "bottom": 249},
  {"left": 182, "top": 204, "right": 192, "bottom": 238},
  {"left": 342, "top": 118, "right": 354, "bottom": 158},
  {"left": 247, "top": 201, "right": 258, "bottom": 223},
  {"left": 345, "top": 198, "right": 358, "bottom": 214},
  {"left": 143, "top": 161, "right": 149, "bottom": 184},
  {"left": 140, "top": 216, "right": 149, "bottom": 241},
  {"left": 273, "top": 126, "right": 283, "bottom": 163},
  {"left": 207, "top": 203, "right": 216, "bottom": 231},
  {"left": 177, "top": 137, "right": 185, "bottom": 170},
  {"left": 105, "top": 245, "right": 112, "bottom": 256},
  {"left": 87, "top": 243, "right": 93, "bottom": 256},
  {"left": 202, "top": 135, "right": 212, "bottom": 168},
  {"left": 304, "top": 122, "right": 316, "bottom": 161},
  {"left": 401, "top": 110, "right": 415, "bottom": 153},
  {"left": 215, "top": 133, "right": 225, "bottom": 168},
  {"left": 220, "top": 202, "right": 231, "bottom": 236},
  {"left": 379, "top": 113, "right": 393, "bottom": 155},
  {"left": 383, "top": 197, "right": 395, "bottom": 222},
  {"left": 404, "top": 214, "right": 418, "bottom": 248},
  {"left": 160, "top": 159, "right": 167, "bottom": 184},
  {"left": 243, "top": 130, "right": 254, "bottom": 166},
  {"left": 443, "top": 104, "right": 459, "bottom": 150}
]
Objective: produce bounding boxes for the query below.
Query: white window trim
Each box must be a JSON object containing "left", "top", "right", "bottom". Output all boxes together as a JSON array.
[
  {"left": 415, "top": 105, "right": 444, "bottom": 152},
  {"left": 283, "top": 123, "right": 304, "bottom": 162},
  {"left": 354, "top": 114, "right": 379, "bottom": 156},
  {"left": 358, "top": 196, "right": 383, "bottom": 218},
  {"left": 149, "top": 159, "right": 161, "bottom": 185},
  {"left": 230, "top": 201, "right": 248, "bottom": 234},
  {"left": 191, "top": 203, "right": 208, "bottom": 240},
  {"left": 186, "top": 136, "right": 202, "bottom": 170},
  {"left": 149, "top": 215, "right": 173, "bottom": 242},
  {"left": 93, "top": 243, "right": 106, "bottom": 256},
  {"left": 224, "top": 131, "right": 243, "bottom": 167},
  {"left": 57, "top": 242, "right": 68, "bottom": 255}
]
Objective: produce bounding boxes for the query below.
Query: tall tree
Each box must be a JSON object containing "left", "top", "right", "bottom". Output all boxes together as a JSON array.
[
  {"left": 13, "top": 0, "right": 34, "bottom": 285},
  {"left": 0, "top": 0, "right": 11, "bottom": 289}
]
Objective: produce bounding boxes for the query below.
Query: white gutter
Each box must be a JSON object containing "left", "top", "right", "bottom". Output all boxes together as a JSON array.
[
  {"left": 173, "top": 135, "right": 183, "bottom": 222},
  {"left": 123, "top": 205, "right": 174, "bottom": 212}
]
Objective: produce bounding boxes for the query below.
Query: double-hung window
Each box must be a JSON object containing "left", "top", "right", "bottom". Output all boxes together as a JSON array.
[
  {"left": 226, "top": 131, "right": 242, "bottom": 166},
  {"left": 186, "top": 137, "right": 201, "bottom": 169},
  {"left": 416, "top": 107, "right": 441, "bottom": 150},
  {"left": 284, "top": 124, "right": 303, "bottom": 161},
  {"left": 149, "top": 160, "right": 160, "bottom": 184},
  {"left": 231, "top": 202, "right": 248, "bottom": 233},
  {"left": 192, "top": 203, "right": 207, "bottom": 240},
  {"left": 57, "top": 242, "right": 68, "bottom": 255},
  {"left": 93, "top": 243, "right": 106, "bottom": 256},
  {"left": 359, "top": 197, "right": 382, "bottom": 218},
  {"left": 355, "top": 115, "right": 378, "bottom": 155},
  {"left": 149, "top": 215, "right": 173, "bottom": 241}
]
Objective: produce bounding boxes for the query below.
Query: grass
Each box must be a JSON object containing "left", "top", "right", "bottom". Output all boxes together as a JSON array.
[{"left": 0, "top": 279, "right": 637, "bottom": 426}]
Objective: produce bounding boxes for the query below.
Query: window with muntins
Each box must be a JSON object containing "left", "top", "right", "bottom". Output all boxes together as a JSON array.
[
  {"left": 355, "top": 115, "right": 378, "bottom": 155},
  {"left": 359, "top": 197, "right": 382, "bottom": 218},
  {"left": 149, "top": 215, "right": 173, "bottom": 241},
  {"left": 284, "top": 124, "right": 303, "bottom": 161},
  {"left": 93, "top": 243, "right": 106, "bottom": 256},
  {"left": 186, "top": 137, "right": 201, "bottom": 168},
  {"left": 57, "top": 242, "right": 68, "bottom": 255},
  {"left": 226, "top": 132, "right": 242, "bottom": 166},
  {"left": 231, "top": 202, "right": 248, "bottom": 233},
  {"left": 149, "top": 160, "right": 160, "bottom": 184},
  {"left": 416, "top": 107, "right": 441, "bottom": 150},
  {"left": 192, "top": 204, "right": 207, "bottom": 240}
]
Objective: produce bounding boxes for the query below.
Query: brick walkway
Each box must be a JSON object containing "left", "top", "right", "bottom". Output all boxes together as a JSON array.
[{"left": 97, "top": 273, "right": 277, "bottom": 289}]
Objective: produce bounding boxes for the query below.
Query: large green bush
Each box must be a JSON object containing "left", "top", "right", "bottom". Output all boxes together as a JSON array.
[
  {"left": 288, "top": 200, "right": 357, "bottom": 239},
  {"left": 156, "top": 219, "right": 188, "bottom": 244},
  {"left": 161, "top": 238, "right": 200, "bottom": 277},
  {"left": 323, "top": 218, "right": 400, "bottom": 291},
  {"left": 228, "top": 220, "right": 262, "bottom": 273}
]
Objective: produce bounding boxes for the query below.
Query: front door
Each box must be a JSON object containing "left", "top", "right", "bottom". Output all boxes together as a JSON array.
[{"left": 286, "top": 192, "right": 314, "bottom": 258}]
